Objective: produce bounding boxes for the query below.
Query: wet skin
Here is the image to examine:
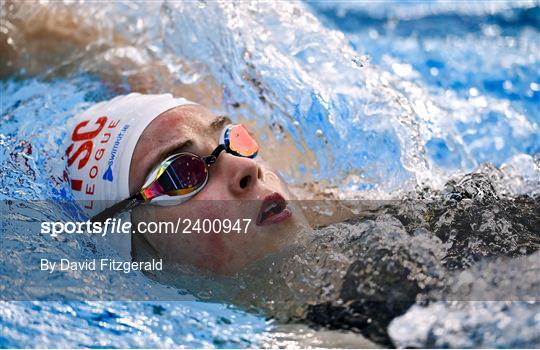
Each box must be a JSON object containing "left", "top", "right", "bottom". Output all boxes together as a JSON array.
[{"left": 129, "top": 104, "right": 309, "bottom": 274}]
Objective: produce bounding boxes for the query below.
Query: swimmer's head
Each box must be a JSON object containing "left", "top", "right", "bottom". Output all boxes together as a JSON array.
[
  {"left": 66, "top": 93, "right": 196, "bottom": 212},
  {"left": 66, "top": 93, "right": 309, "bottom": 274}
]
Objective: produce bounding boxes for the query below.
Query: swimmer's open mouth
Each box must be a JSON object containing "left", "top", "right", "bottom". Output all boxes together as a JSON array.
[{"left": 257, "top": 192, "right": 292, "bottom": 226}]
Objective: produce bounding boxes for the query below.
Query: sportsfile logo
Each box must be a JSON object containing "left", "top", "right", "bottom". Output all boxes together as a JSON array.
[{"left": 102, "top": 124, "right": 129, "bottom": 182}]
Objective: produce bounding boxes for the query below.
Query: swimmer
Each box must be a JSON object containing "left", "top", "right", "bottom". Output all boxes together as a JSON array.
[
  {"left": 65, "top": 93, "right": 311, "bottom": 274},
  {"left": 7, "top": 4, "right": 540, "bottom": 347},
  {"left": 3, "top": 1, "right": 335, "bottom": 274}
]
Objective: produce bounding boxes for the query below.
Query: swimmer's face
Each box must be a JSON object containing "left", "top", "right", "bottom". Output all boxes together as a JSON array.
[{"left": 129, "top": 105, "right": 309, "bottom": 274}]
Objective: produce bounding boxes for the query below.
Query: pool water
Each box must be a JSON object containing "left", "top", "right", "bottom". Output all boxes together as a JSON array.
[{"left": 1, "top": 1, "right": 539, "bottom": 348}]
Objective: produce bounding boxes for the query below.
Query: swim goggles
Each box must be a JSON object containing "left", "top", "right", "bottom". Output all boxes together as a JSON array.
[{"left": 91, "top": 124, "right": 259, "bottom": 222}]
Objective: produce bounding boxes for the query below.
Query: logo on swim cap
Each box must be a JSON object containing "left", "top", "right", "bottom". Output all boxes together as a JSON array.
[
  {"left": 102, "top": 124, "right": 130, "bottom": 182},
  {"left": 102, "top": 166, "right": 114, "bottom": 182}
]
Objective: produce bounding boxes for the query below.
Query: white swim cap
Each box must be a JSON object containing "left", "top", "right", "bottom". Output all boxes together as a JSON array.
[{"left": 66, "top": 93, "right": 196, "bottom": 217}]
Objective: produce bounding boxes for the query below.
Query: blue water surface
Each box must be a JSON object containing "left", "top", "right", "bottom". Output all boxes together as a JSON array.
[{"left": 1, "top": 0, "right": 539, "bottom": 348}]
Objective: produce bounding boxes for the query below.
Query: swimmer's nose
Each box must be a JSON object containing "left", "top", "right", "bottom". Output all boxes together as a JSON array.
[{"left": 219, "top": 153, "right": 263, "bottom": 196}]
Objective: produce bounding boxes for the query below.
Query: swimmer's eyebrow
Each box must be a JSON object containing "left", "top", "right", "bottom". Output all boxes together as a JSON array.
[
  {"left": 210, "top": 115, "right": 233, "bottom": 131},
  {"left": 160, "top": 115, "right": 230, "bottom": 160}
]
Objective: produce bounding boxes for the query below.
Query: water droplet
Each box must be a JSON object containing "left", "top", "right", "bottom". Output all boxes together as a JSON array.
[
  {"left": 392, "top": 62, "right": 414, "bottom": 78},
  {"left": 368, "top": 29, "right": 379, "bottom": 39}
]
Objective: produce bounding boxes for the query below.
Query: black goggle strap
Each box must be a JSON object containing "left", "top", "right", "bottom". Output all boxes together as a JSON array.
[
  {"left": 203, "top": 144, "right": 226, "bottom": 165},
  {"left": 90, "top": 192, "right": 144, "bottom": 223},
  {"left": 205, "top": 144, "right": 227, "bottom": 164}
]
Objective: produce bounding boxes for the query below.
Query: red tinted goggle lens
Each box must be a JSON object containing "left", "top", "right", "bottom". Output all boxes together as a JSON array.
[{"left": 223, "top": 124, "right": 259, "bottom": 158}]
